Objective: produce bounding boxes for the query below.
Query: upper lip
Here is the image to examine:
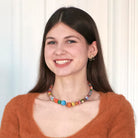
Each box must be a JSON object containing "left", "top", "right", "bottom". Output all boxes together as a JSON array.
[{"left": 54, "top": 59, "right": 72, "bottom": 61}]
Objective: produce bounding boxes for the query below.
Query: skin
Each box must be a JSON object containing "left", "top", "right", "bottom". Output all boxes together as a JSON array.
[
  {"left": 33, "top": 23, "right": 100, "bottom": 137},
  {"left": 44, "top": 23, "right": 98, "bottom": 101}
]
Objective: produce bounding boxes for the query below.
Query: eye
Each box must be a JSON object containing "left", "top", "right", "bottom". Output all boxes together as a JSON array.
[
  {"left": 47, "top": 41, "right": 56, "bottom": 45},
  {"left": 67, "top": 40, "right": 77, "bottom": 44}
]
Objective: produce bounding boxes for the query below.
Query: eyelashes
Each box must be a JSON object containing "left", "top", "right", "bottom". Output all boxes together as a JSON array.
[
  {"left": 46, "top": 40, "right": 77, "bottom": 45},
  {"left": 47, "top": 41, "right": 56, "bottom": 45},
  {"left": 67, "top": 40, "right": 76, "bottom": 44}
]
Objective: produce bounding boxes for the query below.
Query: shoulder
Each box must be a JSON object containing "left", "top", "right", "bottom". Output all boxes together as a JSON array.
[
  {"left": 103, "top": 92, "right": 131, "bottom": 104},
  {"left": 101, "top": 92, "right": 134, "bottom": 114},
  {"left": 5, "top": 93, "right": 38, "bottom": 110}
]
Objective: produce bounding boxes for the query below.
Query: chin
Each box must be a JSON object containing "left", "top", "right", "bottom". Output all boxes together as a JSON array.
[
  {"left": 55, "top": 73, "right": 72, "bottom": 77},
  {"left": 54, "top": 70, "right": 82, "bottom": 78}
]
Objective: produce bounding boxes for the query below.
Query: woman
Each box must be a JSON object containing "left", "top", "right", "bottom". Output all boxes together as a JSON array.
[{"left": 0, "top": 7, "right": 135, "bottom": 138}]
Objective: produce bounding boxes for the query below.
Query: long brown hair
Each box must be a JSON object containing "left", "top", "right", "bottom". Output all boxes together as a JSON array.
[{"left": 29, "top": 7, "right": 114, "bottom": 93}]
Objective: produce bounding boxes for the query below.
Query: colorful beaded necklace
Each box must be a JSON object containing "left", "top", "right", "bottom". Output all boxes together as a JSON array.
[{"left": 47, "top": 82, "right": 93, "bottom": 108}]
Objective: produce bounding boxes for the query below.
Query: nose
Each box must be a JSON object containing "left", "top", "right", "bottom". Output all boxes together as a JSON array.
[{"left": 54, "top": 43, "right": 66, "bottom": 55}]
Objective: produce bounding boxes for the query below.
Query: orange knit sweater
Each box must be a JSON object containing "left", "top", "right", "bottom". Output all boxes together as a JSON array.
[{"left": 0, "top": 92, "right": 135, "bottom": 138}]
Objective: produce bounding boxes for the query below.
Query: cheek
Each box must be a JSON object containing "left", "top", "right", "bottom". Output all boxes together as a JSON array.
[
  {"left": 44, "top": 47, "right": 52, "bottom": 59},
  {"left": 74, "top": 48, "right": 88, "bottom": 66},
  {"left": 44, "top": 47, "right": 52, "bottom": 67},
  {"left": 75, "top": 46, "right": 88, "bottom": 59}
]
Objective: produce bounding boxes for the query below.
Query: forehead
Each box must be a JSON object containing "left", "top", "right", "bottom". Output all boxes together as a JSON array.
[{"left": 46, "top": 23, "right": 84, "bottom": 39}]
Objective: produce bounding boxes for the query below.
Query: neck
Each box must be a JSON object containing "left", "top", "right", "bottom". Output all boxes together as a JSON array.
[{"left": 52, "top": 76, "right": 90, "bottom": 102}]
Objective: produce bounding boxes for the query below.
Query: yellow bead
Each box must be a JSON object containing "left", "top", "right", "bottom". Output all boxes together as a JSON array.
[{"left": 72, "top": 102, "right": 75, "bottom": 106}]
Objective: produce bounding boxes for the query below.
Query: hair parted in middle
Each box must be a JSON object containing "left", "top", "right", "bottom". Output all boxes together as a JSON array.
[{"left": 29, "top": 7, "right": 114, "bottom": 93}]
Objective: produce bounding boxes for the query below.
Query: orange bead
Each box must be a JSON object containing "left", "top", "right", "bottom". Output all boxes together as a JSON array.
[
  {"left": 75, "top": 101, "right": 79, "bottom": 105},
  {"left": 54, "top": 98, "right": 58, "bottom": 103},
  {"left": 66, "top": 102, "right": 72, "bottom": 107}
]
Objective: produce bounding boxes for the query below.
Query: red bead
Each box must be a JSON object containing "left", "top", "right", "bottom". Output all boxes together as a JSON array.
[
  {"left": 48, "top": 92, "right": 52, "bottom": 96},
  {"left": 54, "top": 98, "right": 58, "bottom": 103}
]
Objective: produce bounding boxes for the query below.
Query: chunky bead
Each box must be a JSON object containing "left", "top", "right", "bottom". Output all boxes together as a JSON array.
[
  {"left": 80, "top": 99, "right": 85, "bottom": 103},
  {"left": 66, "top": 102, "right": 72, "bottom": 107},
  {"left": 75, "top": 101, "right": 79, "bottom": 105},
  {"left": 54, "top": 98, "right": 58, "bottom": 103},
  {"left": 88, "top": 92, "right": 92, "bottom": 96},
  {"left": 85, "top": 96, "right": 89, "bottom": 100},
  {"left": 61, "top": 100, "right": 66, "bottom": 105},
  {"left": 48, "top": 91, "right": 52, "bottom": 95},
  {"left": 72, "top": 102, "right": 75, "bottom": 106},
  {"left": 58, "top": 100, "right": 61, "bottom": 104},
  {"left": 84, "top": 98, "right": 87, "bottom": 102},
  {"left": 50, "top": 96, "right": 54, "bottom": 101},
  {"left": 78, "top": 101, "right": 81, "bottom": 104}
]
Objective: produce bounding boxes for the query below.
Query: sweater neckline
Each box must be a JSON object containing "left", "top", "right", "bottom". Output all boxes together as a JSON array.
[{"left": 29, "top": 91, "right": 105, "bottom": 138}]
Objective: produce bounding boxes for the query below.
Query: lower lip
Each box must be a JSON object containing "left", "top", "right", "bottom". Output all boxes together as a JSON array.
[{"left": 54, "top": 61, "right": 72, "bottom": 68}]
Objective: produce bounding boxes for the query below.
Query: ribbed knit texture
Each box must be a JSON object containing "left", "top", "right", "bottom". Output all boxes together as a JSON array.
[{"left": 0, "top": 92, "right": 135, "bottom": 138}]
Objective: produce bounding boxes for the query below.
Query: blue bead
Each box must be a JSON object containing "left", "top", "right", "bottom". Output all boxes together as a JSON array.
[
  {"left": 61, "top": 100, "right": 66, "bottom": 105},
  {"left": 50, "top": 96, "right": 54, "bottom": 101},
  {"left": 85, "top": 96, "right": 89, "bottom": 100}
]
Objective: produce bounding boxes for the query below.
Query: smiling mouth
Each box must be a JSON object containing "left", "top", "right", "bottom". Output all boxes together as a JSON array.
[{"left": 54, "top": 59, "right": 72, "bottom": 65}]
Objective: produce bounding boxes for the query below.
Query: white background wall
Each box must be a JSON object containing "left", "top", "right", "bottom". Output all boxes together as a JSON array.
[{"left": 0, "top": 0, "right": 138, "bottom": 136}]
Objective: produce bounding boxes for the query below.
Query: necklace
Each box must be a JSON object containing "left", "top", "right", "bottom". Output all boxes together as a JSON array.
[{"left": 47, "top": 82, "right": 93, "bottom": 108}]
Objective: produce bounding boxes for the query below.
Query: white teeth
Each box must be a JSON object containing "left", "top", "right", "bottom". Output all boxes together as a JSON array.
[{"left": 55, "top": 60, "right": 71, "bottom": 64}]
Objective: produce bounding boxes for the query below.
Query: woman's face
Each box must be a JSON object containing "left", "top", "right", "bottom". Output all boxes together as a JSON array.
[{"left": 44, "top": 23, "right": 91, "bottom": 77}]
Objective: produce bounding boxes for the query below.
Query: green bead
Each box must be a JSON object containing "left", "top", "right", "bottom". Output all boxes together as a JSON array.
[
  {"left": 80, "top": 99, "right": 85, "bottom": 103},
  {"left": 58, "top": 100, "right": 61, "bottom": 104}
]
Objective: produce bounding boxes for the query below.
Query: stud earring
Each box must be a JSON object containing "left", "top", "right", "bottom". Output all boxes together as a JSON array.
[{"left": 88, "top": 55, "right": 95, "bottom": 61}]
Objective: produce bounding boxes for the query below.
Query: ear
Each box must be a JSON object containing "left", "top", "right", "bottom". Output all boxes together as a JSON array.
[{"left": 88, "top": 41, "right": 98, "bottom": 58}]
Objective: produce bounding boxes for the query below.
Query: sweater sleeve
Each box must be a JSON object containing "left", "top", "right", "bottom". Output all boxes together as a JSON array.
[
  {"left": 108, "top": 95, "right": 135, "bottom": 138},
  {"left": 0, "top": 96, "right": 20, "bottom": 138}
]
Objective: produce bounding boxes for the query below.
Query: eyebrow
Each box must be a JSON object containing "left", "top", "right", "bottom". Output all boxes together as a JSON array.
[
  {"left": 64, "top": 35, "right": 81, "bottom": 40},
  {"left": 45, "top": 37, "right": 55, "bottom": 40},
  {"left": 46, "top": 35, "right": 81, "bottom": 40}
]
